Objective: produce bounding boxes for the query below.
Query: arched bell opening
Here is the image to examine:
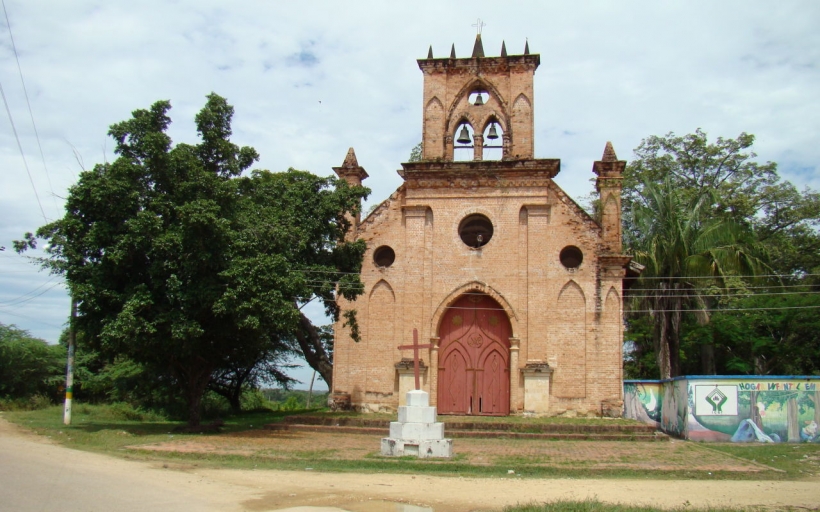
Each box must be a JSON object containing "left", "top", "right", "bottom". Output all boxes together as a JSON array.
[
  {"left": 481, "top": 118, "right": 504, "bottom": 161},
  {"left": 453, "top": 121, "right": 475, "bottom": 162},
  {"left": 468, "top": 90, "right": 489, "bottom": 106}
]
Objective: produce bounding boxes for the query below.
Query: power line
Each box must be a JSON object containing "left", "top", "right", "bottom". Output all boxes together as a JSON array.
[
  {"left": 1, "top": 0, "right": 58, "bottom": 215},
  {"left": 0, "top": 278, "right": 64, "bottom": 307},
  {"left": 291, "top": 267, "right": 820, "bottom": 281},
  {"left": 624, "top": 290, "right": 820, "bottom": 299},
  {"left": 303, "top": 279, "right": 820, "bottom": 299},
  {"left": 0, "top": 79, "right": 47, "bottom": 222},
  {"left": 626, "top": 283, "right": 815, "bottom": 292},
  {"left": 626, "top": 273, "right": 820, "bottom": 280},
  {"left": 628, "top": 305, "right": 820, "bottom": 314},
  {"left": 0, "top": 309, "right": 67, "bottom": 330}
]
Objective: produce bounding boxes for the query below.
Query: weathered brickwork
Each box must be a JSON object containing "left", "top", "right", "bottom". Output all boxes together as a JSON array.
[{"left": 332, "top": 36, "right": 630, "bottom": 416}]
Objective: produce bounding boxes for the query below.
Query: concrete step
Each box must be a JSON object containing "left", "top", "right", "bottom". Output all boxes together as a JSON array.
[{"left": 265, "top": 415, "right": 668, "bottom": 442}]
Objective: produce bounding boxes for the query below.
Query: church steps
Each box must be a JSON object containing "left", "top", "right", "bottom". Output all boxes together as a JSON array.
[{"left": 265, "top": 415, "right": 667, "bottom": 442}]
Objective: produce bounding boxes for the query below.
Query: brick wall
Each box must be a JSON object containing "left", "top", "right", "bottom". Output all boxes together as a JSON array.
[{"left": 331, "top": 42, "right": 627, "bottom": 417}]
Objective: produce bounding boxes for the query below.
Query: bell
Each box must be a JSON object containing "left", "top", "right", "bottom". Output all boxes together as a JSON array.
[
  {"left": 456, "top": 126, "right": 472, "bottom": 144},
  {"left": 474, "top": 93, "right": 484, "bottom": 106},
  {"left": 487, "top": 123, "right": 499, "bottom": 140}
]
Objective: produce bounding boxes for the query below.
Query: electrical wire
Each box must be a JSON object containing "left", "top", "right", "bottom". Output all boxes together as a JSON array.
[
  {"left": 0, "top": 79, "right": 46, "bottom": 222},
  {"left": 0, "top": 308, "right": 67, "bottom": 330},
  {"left": 1, "top": 0, "right": 58, "bottom": 215},
  {"left": 0, "top": 278, "right": 64, "bottom": 307},
  {"left": 290, "top": 268, "right": 820, "bottom": 280},
  {"left": 302, "top": 279, "right": 820, "bottom": 298}
]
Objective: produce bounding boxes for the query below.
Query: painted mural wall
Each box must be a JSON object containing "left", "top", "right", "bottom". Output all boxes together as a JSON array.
[
  {"left": 624, "top": 377, "right": 820, "bottom": 443},
  {"left": 623, "top": 381, "right": 662, "bottom": 428}
]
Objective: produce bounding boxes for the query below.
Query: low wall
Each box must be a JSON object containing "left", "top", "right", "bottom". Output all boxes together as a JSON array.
[{"left": 624, "top": 376, "right": 820, "bottom": 442}]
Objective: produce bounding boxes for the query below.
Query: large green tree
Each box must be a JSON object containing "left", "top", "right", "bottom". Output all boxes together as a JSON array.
[
  {"left": 624, "top": 130, "right": 819, "bottom": 378},
  {"left": 19, "top": 94, "right": 368, "bottom": 425},
  {"left": 625, "top": 129, "right": 820, "bottom": 274},
  {"left": 626, "top": 178, "right": 767, "bottom": 378}
]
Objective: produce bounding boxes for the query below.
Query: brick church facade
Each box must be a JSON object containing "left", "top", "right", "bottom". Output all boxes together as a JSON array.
[{"left": 331, "top": 35, "right": 631, "bottom": 417}]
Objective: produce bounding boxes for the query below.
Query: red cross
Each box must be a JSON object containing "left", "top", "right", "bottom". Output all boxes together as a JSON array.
[{"left": 397, "top": 328, "right": 432, "bottom": 390}]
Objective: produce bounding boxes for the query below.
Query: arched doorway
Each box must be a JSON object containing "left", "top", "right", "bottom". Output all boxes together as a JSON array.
[{"left": 437, "top": 293, "right": 511, "bottom": 415}]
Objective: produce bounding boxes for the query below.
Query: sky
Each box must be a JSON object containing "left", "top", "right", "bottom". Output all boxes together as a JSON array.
[{"left": 1, "top": 1, "right": 819, "bottom": 390}]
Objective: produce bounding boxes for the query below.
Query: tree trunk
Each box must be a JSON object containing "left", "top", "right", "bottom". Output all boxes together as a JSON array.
[
  {"left": 814, "top": 390, "right": 820, "bottom": 427},
  {"left": 654, "top": 285, "right": 682, "bottom": 380},
  {"left": 749, "top": 390, "right": 763, "bottom": 431},
  {"left": 174, "top": 356, "right": 214, "bottom": 427},
  {"left": 228, "top": 388, "right": 242, "bottom": 413},
  {"left": 655, "top": 322, "right": 671, "bottom": 380},
  {"left": 701, "top": 343, "right": 716, "bottom": 375},
  {"left": 294, "top": 310, "right": 334, "bottom": 388},
  {"left": 787, "top": 398, "right": 800, "bottom": 443}
]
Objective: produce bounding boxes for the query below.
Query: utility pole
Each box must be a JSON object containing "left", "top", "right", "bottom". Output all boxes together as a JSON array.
[
  {"left": 64, "top": 298, "right": 76, "bottom": 425},
  {"left": 306, "top": 370, "right": 316, "bottom": 409}
]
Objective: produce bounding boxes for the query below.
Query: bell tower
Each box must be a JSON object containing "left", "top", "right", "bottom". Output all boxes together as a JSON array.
[{"left": 417, "top": 35, "right": 540, "bottom": 162}]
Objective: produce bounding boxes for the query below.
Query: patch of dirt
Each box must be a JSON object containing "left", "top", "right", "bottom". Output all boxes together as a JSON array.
[
  {"left": 4, "top": 416, "right": 820, "bottom": 511},
  {"left": 131, "top": 430, "right": 775, "bottom": 473}
]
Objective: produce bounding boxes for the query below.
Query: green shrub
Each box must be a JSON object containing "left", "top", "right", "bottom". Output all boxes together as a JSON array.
[
  {"left": 0, "top": 323, "right": 65, "bottom": 400},
  {"left": 200, "top": 391, "right": 231, "bottom": 419},
  {"left": 100, "top": 402, "right": 166, "bottom": 422},
  {"left": 0, "top": 394, "right": 54, "bottom": 411},
  {"left": 240, "top": 389, "right": 272, "bottom": 411}
]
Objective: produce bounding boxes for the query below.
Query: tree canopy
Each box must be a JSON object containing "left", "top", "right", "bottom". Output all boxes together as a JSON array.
[
  {"left": 624, "top": 130, "right": 820, "bottom": 379},
  {"left": 19, "top": 94, "right": 369, "bottom": 425}
]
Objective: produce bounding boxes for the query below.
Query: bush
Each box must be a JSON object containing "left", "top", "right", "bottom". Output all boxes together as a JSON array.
[
  {"left": 94, "top": 402, "right": 167, "bottom": 422},
  {"left": 0, "top": 394, "right": 54, "bottom": 411},
  {"left": 240, "top": 389, "right": 272, "bottom": 411},
  {"left": 0, "top": 323, "right": 65, "bottom": 400}
]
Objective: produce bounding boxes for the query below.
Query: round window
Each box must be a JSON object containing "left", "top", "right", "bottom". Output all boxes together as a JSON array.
[
  {"left": 373, "top": 246, "right": 395, "bottom": 267},
  {"left": 459, "top": 214, "right": 493, "bottom": 248},
  {"left": 559, "top": 246, "right": 583, "bottom": 269}
]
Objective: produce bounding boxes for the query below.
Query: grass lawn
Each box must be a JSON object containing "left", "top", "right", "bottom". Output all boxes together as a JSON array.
[
  {"left": 503, "top": 501, "right": 751, "bottom": 512},
  {"left": 4, "top": 404, "right": 820, "bottom": 482}
]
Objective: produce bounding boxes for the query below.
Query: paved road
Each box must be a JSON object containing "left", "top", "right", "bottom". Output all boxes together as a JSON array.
[
  {"left": 0, "top": 417, "right": 250, "bottom": 512},
  {"left": 3, "top": 415, "right": 819, "bottom": 511}
]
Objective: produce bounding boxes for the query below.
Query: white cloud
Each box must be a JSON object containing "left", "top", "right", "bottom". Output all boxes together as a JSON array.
[{"left": 1, "top": 0, "right": 818, "bottom": 387}]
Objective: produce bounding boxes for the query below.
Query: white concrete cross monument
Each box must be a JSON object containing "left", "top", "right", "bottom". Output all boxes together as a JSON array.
[{"left": 380, "top": 329, "right": 453, "bottom": 458}]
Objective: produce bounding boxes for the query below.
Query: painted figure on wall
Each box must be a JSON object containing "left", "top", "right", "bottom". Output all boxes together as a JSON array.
[
  {"left": 689, "top": 381, "right": 819, "bottom": 443},
  {"left": 623, "top": 382, "right": 661, "bottom": 428}
]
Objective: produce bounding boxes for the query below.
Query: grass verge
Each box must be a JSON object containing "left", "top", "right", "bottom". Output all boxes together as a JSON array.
[
  {"left": 4, "top": 404, "right": 819, "bottom": 482},
  {"left": 503, "top": 500, "right": 756, "bottom": 512}
]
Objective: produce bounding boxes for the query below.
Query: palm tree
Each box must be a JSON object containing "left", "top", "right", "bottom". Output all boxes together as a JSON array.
[{"left": 627, "top": 177, "right": 767, "bottom": 379}]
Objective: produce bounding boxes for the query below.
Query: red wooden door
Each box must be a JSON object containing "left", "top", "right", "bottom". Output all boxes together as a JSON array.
[{"left": 437, "top": 294, "right": 510, "bottom": 415}]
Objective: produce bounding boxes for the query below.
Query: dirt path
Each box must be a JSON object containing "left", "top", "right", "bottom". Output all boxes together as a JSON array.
[{"left": 1, "top": 416, "right": 818, "bottom": 511}]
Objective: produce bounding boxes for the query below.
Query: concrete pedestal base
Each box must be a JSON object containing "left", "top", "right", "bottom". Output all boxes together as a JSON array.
[
  {"left": 380, "top": 390, "right": 452, "bottom": 458},
  {"left": 522, "top": 361, "right": 553, "bottom": 415}
]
